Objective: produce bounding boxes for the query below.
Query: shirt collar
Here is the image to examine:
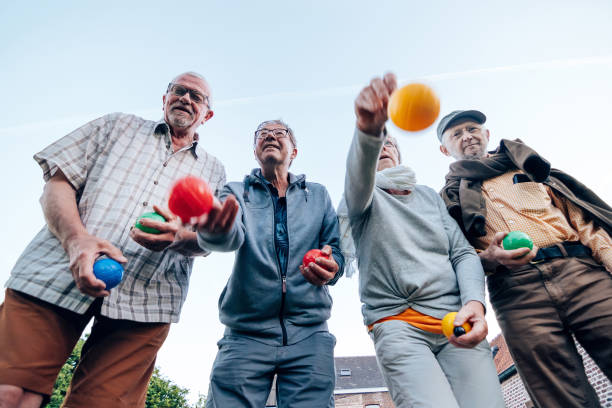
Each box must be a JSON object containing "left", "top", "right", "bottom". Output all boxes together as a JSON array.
[{"left": 154, "top": 119, "right": 199, "bottom": 158}]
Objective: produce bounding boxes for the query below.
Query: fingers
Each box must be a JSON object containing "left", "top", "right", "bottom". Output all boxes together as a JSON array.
[
  {"left": 451, "top": 318, "right": 487, "bottom": 348},
  {"left": 355, "top": 86, "right": 381, "bottom": 112},
  {"left": 98, "top": 240, "right": 127, "bottom": 263},
  {"left": 383, "top": 72, "right": 397, "bottom": 94},
  {"left": 491, "top": 231, "right": 508, "bottom": 246},
  {"left": 197, "top": 196, "right": 238, "bottom": 235},
  {"left": 313, "top": 255, "right": 338, "bottom": 274},
  {"left": 320, "top": 245, "right": 332, "bottom": 256},
  {"left": 370, "top": 77, "right": 391, "bottom": 107},
  {"left": 300, "top": 264, "right": 332, "bottom": 286},
  {"left": 152, "top": 205, "right": 175, "bottom": 221},
  {"left": 216, "top": 196, "right": 239, "bottom": 234},
  {"left": 72, "top": 255, "right": 109, "bottom": 297},
  {"left": 304, "top": 261, "right": 335, "bottom": 283}
]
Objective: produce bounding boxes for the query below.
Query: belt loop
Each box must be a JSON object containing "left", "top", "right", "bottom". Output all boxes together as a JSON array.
[{"left": 555, "top": 242, "right": 568, "bottom": 257}]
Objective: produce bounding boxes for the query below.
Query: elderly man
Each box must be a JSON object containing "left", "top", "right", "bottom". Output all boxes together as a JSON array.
[
  {"left": 197, "top": 119, "right": 344, "bottom": 408},
  {"left": 0, "top": 72, "right": 226, "bottom": 408},
  {"left": 341, "top": 73, "right": 504, "bottom": 408},
  {"left": 439, "top": 109, "right": 612, "bottom": 408}
]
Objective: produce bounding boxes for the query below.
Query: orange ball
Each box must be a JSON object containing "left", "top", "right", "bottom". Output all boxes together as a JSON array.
[
  {"left": 388, "top": 83, "right": 440, "bottom": 131},
  {"left": 441, "top": 312, "right": 472, "bottom": 339}
]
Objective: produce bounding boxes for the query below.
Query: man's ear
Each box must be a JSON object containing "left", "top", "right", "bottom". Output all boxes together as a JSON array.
[
  {"left": 202, "top": 110, "right": 214, "bottom": 124},
  {"left": 484, "top": 128, "right": 490, "bottom": 141},
  {"left": 439, "top": 145, "right": 450, "bottom": 157}
]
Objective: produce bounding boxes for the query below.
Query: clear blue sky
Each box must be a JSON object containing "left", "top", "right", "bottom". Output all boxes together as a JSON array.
[{"left": 2, "top": 0, "right": 611, "bottom": 402}]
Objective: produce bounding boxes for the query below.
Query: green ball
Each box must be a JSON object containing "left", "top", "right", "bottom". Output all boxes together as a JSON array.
[
  {"left": 135, "top": 212, "right": 166, "bottom": 234},
  {"left": 502, "top": 231, "right": 533, "bottom": 251}
]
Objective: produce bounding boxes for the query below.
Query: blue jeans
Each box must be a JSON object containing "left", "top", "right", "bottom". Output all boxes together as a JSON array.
[{"left": 206, "top": 331, "right": 336, "bottom": 408}]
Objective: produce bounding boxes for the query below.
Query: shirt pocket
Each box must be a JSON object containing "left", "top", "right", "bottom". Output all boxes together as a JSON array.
[{"left": 510, "top": 182, "right": 551, "bottom": 216}]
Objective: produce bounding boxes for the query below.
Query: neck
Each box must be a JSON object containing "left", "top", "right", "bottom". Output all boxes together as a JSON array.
[
  {"left": 261, "top": 165, "right": 290, "bottom": 196},
  {"left": 384, "top": 188, "right": 411, "bottom": 196},
  {"left": 170, "top": 126, "right": 196, "bottom": 152}
]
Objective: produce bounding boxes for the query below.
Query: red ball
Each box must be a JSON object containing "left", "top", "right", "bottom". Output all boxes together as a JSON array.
[
  {"left": 168, "top": 176, "right": 213, "bottom": 223},
  {"left": 302, "top": 249, "right": 330, "bottom": 267}
]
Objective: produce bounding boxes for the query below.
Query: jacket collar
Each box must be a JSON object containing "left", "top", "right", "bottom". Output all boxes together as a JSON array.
[{"left": 248, "top": 168, "right": 305, "bottom": 186}]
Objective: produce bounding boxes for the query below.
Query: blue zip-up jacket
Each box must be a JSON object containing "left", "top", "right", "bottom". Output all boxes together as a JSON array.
[{"left": 197, "top": 168, "right": 344, "bottom": 346}]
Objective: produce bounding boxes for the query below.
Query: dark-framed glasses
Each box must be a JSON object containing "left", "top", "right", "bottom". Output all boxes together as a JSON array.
[
  {"left": 167, "top": 83, "right": 209, "bottom": 106},
  {"left": 255, "top": 128, "right": 289, "bottom": 139}
]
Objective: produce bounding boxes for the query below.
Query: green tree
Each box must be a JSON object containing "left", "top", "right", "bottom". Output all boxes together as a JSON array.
[{"left": 46, "top": 337, "right": 203, "bottom": 408}]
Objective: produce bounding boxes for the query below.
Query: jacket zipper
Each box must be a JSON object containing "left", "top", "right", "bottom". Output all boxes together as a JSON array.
[{"left": 262, "top": 180, "right": 289, "bottom": 346}]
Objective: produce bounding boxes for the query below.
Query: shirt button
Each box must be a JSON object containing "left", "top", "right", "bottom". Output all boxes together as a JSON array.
[
  {"left": 154, "top": 181, "right": 158, "bottom": 185},
  {"left": 498, "top": 204, "right": 504, "bottom": 208},
  {"left": 508, "top": 220, "right": 515, "bottom": 224},
  {"left": 143, "top": 201, "right": 148, "bottom": 207},
  {"left": 163, "top": 163, "right": 168, "bottom": 167}
]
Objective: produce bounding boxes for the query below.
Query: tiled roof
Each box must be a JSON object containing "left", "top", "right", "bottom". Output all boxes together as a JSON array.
[
  {"left": 266, "top": 355, "right": 387, "bottom": 406},
  {"left": 335, "top": 355, "right": 387, "bottom": 390},
  {"left": 490, "top": 334, "right": 515, "bottom": 374}
]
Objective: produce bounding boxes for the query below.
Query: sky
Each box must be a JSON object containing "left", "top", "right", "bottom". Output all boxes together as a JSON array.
[{"left": 1, "top": 0, "right": 612, "bottom": 403}]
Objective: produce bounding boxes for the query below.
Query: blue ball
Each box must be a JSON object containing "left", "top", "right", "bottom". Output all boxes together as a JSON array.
[{"left": 93, "top": 258, "right": 124, "bottom": 290}]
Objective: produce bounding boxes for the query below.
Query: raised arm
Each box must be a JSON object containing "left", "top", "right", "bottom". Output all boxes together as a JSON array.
[{"left": 345, "top": 73, "right": 397, "bottom": 217}]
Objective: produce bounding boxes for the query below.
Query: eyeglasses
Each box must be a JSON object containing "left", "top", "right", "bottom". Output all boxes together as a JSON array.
[
  {"left": 255, "top": 128, "right": 289, "bottom": 140},
  {"left": 167, "top": 83, "right": 209, "bottom": 106}
]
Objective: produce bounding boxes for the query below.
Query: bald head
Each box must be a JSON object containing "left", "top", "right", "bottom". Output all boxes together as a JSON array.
[{"left": 169, "top": 72, "right": 213, "bottom": 106}]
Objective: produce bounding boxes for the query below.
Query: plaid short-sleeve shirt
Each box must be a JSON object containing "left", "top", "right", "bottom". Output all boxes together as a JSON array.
[{"left": 6, "top": 113, "right": 226, "bottom": 323}]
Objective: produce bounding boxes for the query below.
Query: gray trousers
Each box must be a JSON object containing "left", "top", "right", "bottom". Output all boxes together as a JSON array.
[
  {"left": 370, "top": 319, "right": 505, "bottom": 408},
  {"left": 206, "top": 331, "right": 335, "bottom": 408}
]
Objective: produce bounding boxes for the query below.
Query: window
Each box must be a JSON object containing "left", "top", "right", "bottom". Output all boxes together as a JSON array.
[
  {"left": 365, "top": 405, "right": 380, "bottom": 408},
  {"left": 339, "top": 369, "right": 351, "bottom": 376}
]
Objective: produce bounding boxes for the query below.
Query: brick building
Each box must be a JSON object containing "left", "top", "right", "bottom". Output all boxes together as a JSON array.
[
  {"left": 266, "top": 355, "right": 394, "bottom": 408},
  {"left": 491, "top": 334, "right": 612, "bottom": 407}
]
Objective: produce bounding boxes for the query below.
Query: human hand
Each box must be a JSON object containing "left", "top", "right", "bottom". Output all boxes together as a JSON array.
[
  {"left": 481, "top": 231, "right": 538, "bottom": 270},
  {"left": 196, "top": 195, "right": 239, "bottom": 235},
  {"left": 64, "top": 233, "right": 127, "bottom": 297},
  {"left": 130, "top": 205, "right": 183, "bottom": 251},
  {"left": 300, "top": 245, "right": 338, "bottom": 286},
  {"left": 448, "top": 301, "right": 487, "bottom": 348},
  {"left": 355, "top": 72, "right": 397, "bottom": 136}
]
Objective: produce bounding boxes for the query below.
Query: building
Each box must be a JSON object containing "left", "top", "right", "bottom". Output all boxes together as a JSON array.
[
  {"left": 491, "top": 334, "right": 612, "bottom": 408},
  {"left": 265, "top": 356, "right": 394, "bottom": 408}
]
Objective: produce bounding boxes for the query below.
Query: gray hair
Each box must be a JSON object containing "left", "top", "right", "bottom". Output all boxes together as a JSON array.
[{"left": 254, "top": 119, "right": 297, "bottom": 148}]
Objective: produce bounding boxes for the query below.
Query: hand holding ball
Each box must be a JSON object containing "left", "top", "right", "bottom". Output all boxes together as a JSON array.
[
  {"left": 502, "top": 231, "right": 534, "bottom": 251},
  {"left": 302, "top": 249, "right": 331, "bottom": 267},
  {"left": 93, "top": 258, "right": 124, "bottom": 290},
  {"left": 134, "top": 212, "right": 166, "bottom": 234},
  {"left": 442, "top": 312, "right": 472, "bottom": 338}
]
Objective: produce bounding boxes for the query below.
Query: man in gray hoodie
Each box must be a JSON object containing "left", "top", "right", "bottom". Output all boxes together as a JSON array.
[
  {"left": 341, "top": 73, "right": 504, "bottom": 408},
  {"left": 197, "top": 119, "right": 344, "bottom": 408}
]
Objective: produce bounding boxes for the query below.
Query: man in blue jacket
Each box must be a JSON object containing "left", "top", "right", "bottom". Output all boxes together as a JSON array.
[{"left": 196, "top": 119, "right": 344, "bottom": 407}]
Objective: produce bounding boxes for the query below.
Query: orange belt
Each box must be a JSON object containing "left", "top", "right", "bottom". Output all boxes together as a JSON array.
[{"left": 367, "top": 307, "right": 443, "bottom": 334}]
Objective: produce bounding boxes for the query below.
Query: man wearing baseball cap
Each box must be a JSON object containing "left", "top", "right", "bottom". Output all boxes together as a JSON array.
[{"left": 438, "top": 109, "right": 612, "bottom": 408}]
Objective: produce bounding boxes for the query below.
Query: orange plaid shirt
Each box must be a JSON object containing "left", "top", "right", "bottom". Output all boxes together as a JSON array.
[{"left": 472, "top": 170, "right": 612, "bottom": 272}]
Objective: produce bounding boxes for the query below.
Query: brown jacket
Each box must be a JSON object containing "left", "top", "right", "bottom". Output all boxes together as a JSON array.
[{"left": 441, "top": 138, "right": 612, "bottom": 241}]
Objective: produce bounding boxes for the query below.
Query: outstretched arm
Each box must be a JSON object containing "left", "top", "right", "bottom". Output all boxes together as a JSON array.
[{"left": 345, "top": 73, "right": 397, "bottom": 217}]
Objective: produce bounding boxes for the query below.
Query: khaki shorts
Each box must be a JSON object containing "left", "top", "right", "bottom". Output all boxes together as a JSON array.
[{"left": 0, "top": 289, "right": 170, "bottom": 408}]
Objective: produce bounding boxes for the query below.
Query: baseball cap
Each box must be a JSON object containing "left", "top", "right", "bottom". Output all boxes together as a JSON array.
[{"left": 436, "top": 110, "right": 486, "bottom": 142}]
